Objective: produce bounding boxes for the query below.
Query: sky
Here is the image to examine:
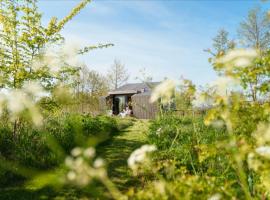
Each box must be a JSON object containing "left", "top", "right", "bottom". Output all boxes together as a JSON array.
[{"left": 38, "top": 0, "right": 269, "bottom": 86}]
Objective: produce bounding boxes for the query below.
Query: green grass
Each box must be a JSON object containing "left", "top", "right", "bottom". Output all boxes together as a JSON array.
[
  {"left": 97, "top": 119, "right": 149, "bottom": 191},
  {"left": 0, "top": 119, "right": 149, "bottom": 200}
]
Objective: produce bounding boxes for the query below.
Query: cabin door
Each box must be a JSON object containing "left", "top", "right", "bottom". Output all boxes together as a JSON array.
[{"left": 113, "top": 95, "right": 127, "bottom": 115}]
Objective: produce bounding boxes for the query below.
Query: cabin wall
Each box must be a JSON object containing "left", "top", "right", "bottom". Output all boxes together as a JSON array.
[{"left": 131, "top": 95, "right": 158, "bottom": 119}]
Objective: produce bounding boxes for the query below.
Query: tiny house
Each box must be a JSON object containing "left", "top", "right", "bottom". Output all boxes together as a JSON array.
[{"left": 100, "top": 82, "right": 160, "bottom": 119}]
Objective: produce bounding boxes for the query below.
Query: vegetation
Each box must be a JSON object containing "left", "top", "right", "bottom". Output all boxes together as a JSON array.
[
  {"left": 107, "top": 59, "right": 129, "bottom": 90},
  {"left": 1, "top": 1, "right": 270, "bottom": 200}
]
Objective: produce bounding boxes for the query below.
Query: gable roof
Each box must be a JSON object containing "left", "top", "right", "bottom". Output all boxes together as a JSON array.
[{"left": 108, "top": 82, "right": 160, "bottom": 95}]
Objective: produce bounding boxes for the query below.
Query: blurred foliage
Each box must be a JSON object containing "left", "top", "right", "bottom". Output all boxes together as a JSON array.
[{"left": 0, "top": 114, "right": 121, "bottom": 186}]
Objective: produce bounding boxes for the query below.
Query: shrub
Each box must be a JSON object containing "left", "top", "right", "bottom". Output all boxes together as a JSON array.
[{"left": 0, "top": 114, "right": 122, "bottom": 185}]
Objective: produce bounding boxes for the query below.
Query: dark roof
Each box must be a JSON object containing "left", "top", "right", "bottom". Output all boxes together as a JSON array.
[{"left": 108, "top": 82, "right": 160, "bottom": 95}]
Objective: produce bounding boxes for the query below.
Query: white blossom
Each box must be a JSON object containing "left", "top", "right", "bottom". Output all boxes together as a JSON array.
[
  {"left": 211, "top": 77, "right": 239, "bottom": 97},
  {"left": 127, "top": 145, "right": 156, "bottom": 171},
  {"left": 71, "top": 147, "right": 83, "bottom": 157},
  {"left": 255, "top": 146, "right": 270, "bottom": 158},
  {"left": 67, "top": 171, "right": 76, "bottom": 181},
  {"left": 216, "top": 49, "right": 257, "bottom": 68},
  {"left": 65, "top": 147, "right": 107, "bottom": 187},
  {"left": 208, "top": 193, "right": 222, "bottom": 200},
  {"left": 156, "top": 128, "right": 162, "bottom": 136},
  {"left": 93, "top": 158, "right": 105, "bottom": 168},
  {"left": 150, "top": 79, "right": 175, "bottom": 104},
  {"left": 83, "top": 147, "right": 96, "bottom": 158}
]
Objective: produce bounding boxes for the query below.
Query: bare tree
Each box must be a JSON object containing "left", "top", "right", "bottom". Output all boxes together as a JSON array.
[
  {"left": 238, "top": 7, "right": 270, "bottom": 51},
  {"left": 75, "top": 65, "right": 108, "bottom": 95},
  {"left": 107, "top": 59, "right": 129, "bottom": 90},
  {"left": 73, "top": 65, "right": 109, "bottom": 113}
]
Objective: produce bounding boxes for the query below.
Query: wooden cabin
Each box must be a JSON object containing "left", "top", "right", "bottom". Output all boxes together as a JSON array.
[{"left": 100, "top": 82, "right": 160, "bottom": 119}]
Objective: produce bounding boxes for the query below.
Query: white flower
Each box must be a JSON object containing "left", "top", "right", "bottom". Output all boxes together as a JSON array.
[
  {"left": 67, "top": 171, "right": 76, "bottom": 181},
  {"left": 71, "top": 147, "right": 82, "bottom": 157},
  {"left": 208, "top": 193, "right": 222, "bottom": 200},
  {"left": 255, "top": 146, "right": 270, "bottom": 158},
  {"left": 253, "top": 124, "right": 270, "bottom": 146},
  {"left": 127, "top": 144, "right": 156, "bottom": 171},
  {"left": 216, "top": 49, "right": 257, "bottom": 68},
  {"left": 65, "top": 147, "right": 107, "bottom": 187},
  {"left": 22, "top": 81, "right": 44, "bottom": 98},
  {"left": 93, "top": 158, "right": 105, "bottom": 168},
  {"left": 211, "top": 77, "right": 239, "bottom": 97},
  {"left": 150, "top": 79, "right": 175, "bottom": 104},
  {"left": 83, "top": 147, "right": 95, "bottom": 158},
  {"left": 65, "top": 156, "right": 74, "bottom": 167},
  {"left": 156, "top": 128, "right": 162, "bottom": 136}
]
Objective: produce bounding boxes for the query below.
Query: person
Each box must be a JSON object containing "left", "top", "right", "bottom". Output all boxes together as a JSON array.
[
  {"left": 126, "top": 106, "right": 132, "bottom": 116},
  {"left": 119, "top": 108, "right": 127, "bottom": 118}
]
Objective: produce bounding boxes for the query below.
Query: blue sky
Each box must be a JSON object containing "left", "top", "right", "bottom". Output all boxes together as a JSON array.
[{"left": 38, "top": 0, "right": 269, "bottom": 86}]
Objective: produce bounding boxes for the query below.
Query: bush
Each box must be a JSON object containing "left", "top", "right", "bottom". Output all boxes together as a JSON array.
[{"left": 0, "top": 114, "right": 122, "bottom": 185}]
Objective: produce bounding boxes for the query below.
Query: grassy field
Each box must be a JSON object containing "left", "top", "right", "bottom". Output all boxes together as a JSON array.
[{"left": 0, "top": 119, "right": 149, "bottom": 200}]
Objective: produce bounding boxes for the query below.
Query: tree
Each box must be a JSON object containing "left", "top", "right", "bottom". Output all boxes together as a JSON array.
[
  {"left": 73, "top": 65, "right": 108, "bottom": 113},
  {"left": 75, "top": 65, "right": 108, "bottom": 95},
  {"left": 207, "top": 7, "right": 270, "bottom": 102},
  {"left": 175, "top": 77, "right": 196, "bottom": 110},
  {"left": 0, "top": 0, "right": 91, "bottom": 90},
  {"left": 205, "top": 28, "right": 235, "bottom": 64},
  {"left": 238, "top": 7, "right": 270, "bottom": 51},
  {"left": 107, "top": 59, "right": 129, "bottom": 90}
]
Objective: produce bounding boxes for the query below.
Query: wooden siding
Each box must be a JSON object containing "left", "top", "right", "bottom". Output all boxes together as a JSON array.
[
  {"left": 99, "top": 96, "right": 107, "bottom": 113},
  {"left": 131, "top": 94, "right": 158, "bottom": 119}
]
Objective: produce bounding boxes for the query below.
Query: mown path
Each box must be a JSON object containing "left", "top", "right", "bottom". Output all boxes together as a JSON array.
[{"left": 98, "top": 119, "right": 149, "bottom": 191}]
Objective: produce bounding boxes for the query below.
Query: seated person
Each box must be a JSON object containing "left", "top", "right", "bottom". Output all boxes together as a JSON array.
[{"left": 119, "top": 108, "right": 127, "bottom": 118}]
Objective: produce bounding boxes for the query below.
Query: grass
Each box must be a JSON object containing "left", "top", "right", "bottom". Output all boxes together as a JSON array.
[
  {"left": 0, "top": 119, "right": 149, "bottom": 200},
  {"left": 97, "top": 119, "right": 149, "bottom": 191}
]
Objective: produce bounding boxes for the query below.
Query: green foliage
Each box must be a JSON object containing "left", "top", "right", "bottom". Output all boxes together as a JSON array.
[
  {"left": 0, "top": 114, "right": 120, "bottom": 185},
  {"left": 0, "top": 0, "right": 90, "bottom": 89},
  {"left": 208, "top": 7, "right": 270, "bottom": 102},
  {"left": 148, "top": 114, "right": 227, "bottom": 170},
  {"left": 175, "top": 78, "right": 196, "bottom": 110}
]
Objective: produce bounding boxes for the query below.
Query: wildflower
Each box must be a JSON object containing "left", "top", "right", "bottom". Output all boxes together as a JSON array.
[
  {"left": 65, "top": 156, "right": 73, "bottom": 167},
  {"left": 216, "top": 49, "right": 257, "bottom": 69},
  {"left": 150, "top": 79, "right": 175, "bottom": 104},
  {"left": 65, "top": 147, "right": 107, "bottom": 187},
  {"left": 211, "top": 77, "right": 239, "bottom": 97},
  {"left": 83, "top": 147, "right": 96, "bottom": 158},
  {"left": 247, "top": 152, "right": 260, "bottom": 171},
  {"left": 67, "top": 171, "right": 76, "bottom": 181},
  {"left": 208, "top": 193, "right": 222, "bottom": 200},
  {"left": 253, "top": 124, "right": 270, "bottom": 146},
  {"left": 22, "top": 81, "right": 44, "bottom": 97},
  {"left": 255, "top": 146, "right": 270, "bottom": 158},
  {"left": 71, "top": 147, "right": 82, "bottom": 157},
  {"left": 156, "top": 128, "right": 162, "bottom": 136},
  {"left": 127, "top": 144, "right": 156, "bottom": 172},
  {"left": 93, "top": 158, "right": 105, "bottom": 168}
]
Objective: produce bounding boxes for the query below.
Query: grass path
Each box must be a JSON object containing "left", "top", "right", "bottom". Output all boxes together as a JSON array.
[{"left": 97, "top": 119, "right": 149, "bottom": 191}]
